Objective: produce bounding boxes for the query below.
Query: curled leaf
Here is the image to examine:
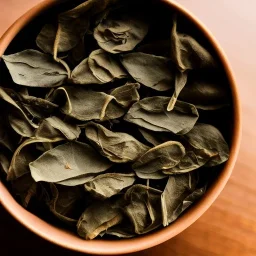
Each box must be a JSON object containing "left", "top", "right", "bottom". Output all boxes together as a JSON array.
[
  {"left": 171, "top": 16, "right": 216, "bottom": 71},
  {"left": 94, "top": 5, "right": 149, "bottom": 54},
  {"left": 36, "top": 116, "right": 81, "bottom": 140},
  {"left": 71, "top": 49, "right": 127, "bottom": 84},
  {"left": 30, "top": 141, "right": 113, "bottom": 183},
  {"left": 0, "top": 153, "right": 10, "bottom": 174},
  {"left": 132, "top": 141, "right": 185, "bottom": 179},
  {"left": 48, "top": 184, "right": 85, "bottom": 226},
  {"left": 124, "top": 97, "right": 199, "bottom": 134},
  {"left": 179, "top": 76, "right": 229, "bottom": 110},
  {"left": 7, "top": 137, "right": 64, "bottom": 181},
  {"left": 11, "top": 173, "right": 37, "bottom": 208},
  {"left": 77, "top": 199, "right": 123, "bottom": 240},
  {"left": 183, "top": 123, "right": 229, "bottom": 167},
  {"left": 2, "top": 50, "right": 68, "bottom": 87},
  {"left": 84, "top": 172, "right": 135, "bottom": 199},
  {"left": 49, "top": 85, "right": 137, "bottom": 121},
  {"left": 54, "top": 0, "right": 118, "bottom": 57},
  {"left": 120, "top": 52, "right": 175, "bottom": 91},
  {"left": 0, "top": 87, "right": 37, "bottom": 137},
  {"left": 161, "top": 173, "right": 197, "bottom": 226},
  {"left": 36, "top": 24, "right": 58, "bottom": 54},
  {"left": 124, "top": 184, "right": 162, "bottom": 234},
  {"left": 84, "top": 122, "right": 149, "bottom": 163}
]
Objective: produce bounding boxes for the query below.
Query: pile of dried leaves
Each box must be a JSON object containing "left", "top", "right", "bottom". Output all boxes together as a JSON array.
[{"left": 0, "top": 0, "right": 230, "bottom": 240}]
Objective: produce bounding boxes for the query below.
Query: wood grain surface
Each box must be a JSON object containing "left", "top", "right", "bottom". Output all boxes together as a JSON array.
[{"left": 0, "top": 0, "right": 255, "bottom": 255}]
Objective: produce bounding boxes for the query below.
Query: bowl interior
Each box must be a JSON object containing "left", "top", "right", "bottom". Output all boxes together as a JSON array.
[{"left": 0, "top": 0, "right": 241, "bottom": 254}]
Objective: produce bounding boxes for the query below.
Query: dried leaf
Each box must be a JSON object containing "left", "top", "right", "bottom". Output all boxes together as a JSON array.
[
  {"left": 120, "top": 52, "right": 175, "bottom": 91},
  {"left": 54, "top": 0, "right": 119, "bottom": 57},
  {"left": 124, "top": 97, "right": 199, "bottom": 134},
  {"left": 36, "top": 24, "right": 58, "bottom": 54},
  {"left": 132, "top": 141, "right": 185, "bottom": 179},
  {"left": 161, "top": 173, "right": 197, "bottom": 226},
  {"left": 7, "top": 137, "right": 64, "bottom": 181},
  {"left": 179, "top": 77, "right": 229, "bottom": 110},
  {"left": 48, "top": 184, "right": 85, "bottom": 226},
  {"left": 2, "top": 50, "right": 68, "bottom": 87},
  {"left": 71, "top": 49, "right": 127, "bottom": 84},
  {"left": 94, "top": 5, "right": 149, "bottom": 54},
  {"left": 183, "top": 123, "right": 229, "bottom": 167},
  {"left": 110, "top": 82, "right": 140, "bottom": 108},
  {"left": 124, "top": 184, "right": 162, "bottom": 234},
  {"left": 0, "top": 153, "right": 10, "bottom": 174},
  {"left": 48, "top": 86, "right": 135, "bottom": 121},
  {"left": 77, "top": 199, "right": 123, "bottom": 240},
  {"left": 36, "top": 116, "right": 81, "bottom": 140},
  {"left": 167, "top": 71, "right": 188, "bottom": 111},
  {"left": 84, "top": 122, "right": 149, "bottom": 163},
  {"left": 11, "top": 173, "right": 37, "bottom": 208},
  {"left": 30, "top": 141, "right": 113, "bottom": 183},
  {"left": 171, "top": 16, "right": 216, "bottom": 71},
  {"left": 84, "top": 172, "right": 136, "bottom": 199},
  {"left": 0, "top": 87, "right": 38, "bottom": 137}
]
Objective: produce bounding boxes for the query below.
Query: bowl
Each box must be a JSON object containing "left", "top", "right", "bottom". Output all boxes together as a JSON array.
[{"left": 0, "top": 0, "right": 241, "bottom": 254}]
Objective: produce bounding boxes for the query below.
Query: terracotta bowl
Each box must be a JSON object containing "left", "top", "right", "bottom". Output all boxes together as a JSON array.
[{"left": 0, "top": 0, "right": 241, "bottom": 254}]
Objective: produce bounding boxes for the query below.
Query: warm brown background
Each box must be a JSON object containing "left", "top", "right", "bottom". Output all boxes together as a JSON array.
[{"left": 0, "top": 0, "right": 255, "bottom": 255}]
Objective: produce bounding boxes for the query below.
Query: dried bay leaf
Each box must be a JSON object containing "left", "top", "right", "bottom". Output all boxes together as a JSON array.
[
  {"left": 171, "top": 16, "right": 216, "bottom": 71},
  {"left": 0, "top": 153, "right": 10, "bottom": 174},
  {"left": 48, "top": 184, "right": 85, "bottom": 225},
  {"left": 132, "top": 141, "right": 185, "bottom": 179},
  {"left": 36, "top": 116, "right": 81, "bottom": 140},
  {"left": 120, "top": 52, "right": 175, "bottom": 91},
  {"left": 0, "top": 87, "right": 38, "bottom": 137},
  {"left": 30, "top": 141, "right": 113, "bottom": 183},
  {"left": 124, "top": 184, "right": 162, "bottom": 234},
  {"left": 161, "top": 173, "right": 197, "bottom": 226},
  {"left": 179, "top": 77, "right": 229, "bottom": 110},
  {"left": 57, "top": 174, "right": 95, "bottom": 186},
  {"left": 77, "top": 199, "right": 124, "bottom": 240},
  {"left": 167, "top": 71, "right": 188, "bottom": 111},
  {"left": 84, "top": 122, "right": 149, "bottom": 163},
  {"left": 49, "top": 85, "right": 138, "bottom": 121},
  {"left": 54, "top": 0, "right": 119, "bottom": 57},
  {"left": 84, "top": 172, "right": 136, "bottom": 199},
  {"left": 7, "top": 137, "right": 64, "bottom": 181},
  {"left": 11, "top": 173, "right": 37, "bottom": 208},
  {"left": 71, "top": 49, "right": 127, "bottom": 84},
  {"left": 94, "top": 5, "right": 149, "bottom": 54},
  {"left": 124, "top": 97, "right": 199, "bottom": 134},
  {"left": 36, "top": 24, "right": 58, "bottom": 54},
  {"left": 110, "top": 82, "right": 140, "bottom": 108},
  {"left": 183, "top": 123, "right": 229, "bottom": 167},
  {"left": 2, "top": 50, "right": 68, "bottom": 87}
]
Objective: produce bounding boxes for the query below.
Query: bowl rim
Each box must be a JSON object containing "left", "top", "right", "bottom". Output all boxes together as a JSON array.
[{"left": 0, "top": 0, "right": 241, "bottom": 254}]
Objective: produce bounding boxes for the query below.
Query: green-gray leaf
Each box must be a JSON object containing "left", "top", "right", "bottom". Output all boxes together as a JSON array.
[
  {"left": 77, "top": 199, "right": 123, "bottom": 240},
  {"left": 120, "top": 52, "right": 175, "bottom": 91},
  {"left": 30, "top": 141, "right": 113, "bottom": 183},
  {"left": 124, "top": 97, "right": 199, "bottom": 134},
  {"left": 36, "top": 116, "right": 81, "bottom": 140},
  {"left": 84, "top": 172, "right": 136, "bottom": 199},
  {"left": 171, "top": 16, "right": 216, "bottom": 71},
  {"left": 2, "top": 50, "right": 68, "bottom": 87},
  {"left": 94, "top": 6, "right": 149, "bottom": 54},
  {"left": 132, "top": 141, "right": 185, "bottom": 179},
  {"left": 161, "top": 173, "right": 197, "bottom": 226},
  {"left": 183, "top": 123, "right": 229, "bottom": 167},
  {"left": 71, "top": 49, "right": 127, "bottom": 84},
  {"left": 124, "top": 184, "right": 162, "bottom": 234},
  {"left": 84, "top": 122, "right": 149, "bottom": 163}
]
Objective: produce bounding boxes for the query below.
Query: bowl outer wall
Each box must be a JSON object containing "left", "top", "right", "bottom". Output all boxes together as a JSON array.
[{"left": 0, "top": 0, "right": 241, "bottom": 254}]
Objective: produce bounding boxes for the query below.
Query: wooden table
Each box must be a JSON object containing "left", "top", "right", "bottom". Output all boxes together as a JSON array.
[{"left": 0, "top": 0, "right": 255, "bottom": 255}]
